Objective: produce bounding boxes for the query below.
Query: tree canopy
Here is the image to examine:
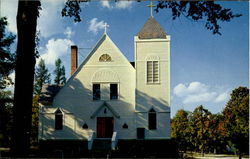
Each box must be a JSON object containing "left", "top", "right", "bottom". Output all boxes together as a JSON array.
[
  {"left": 0, "top": 17, "right": 16, "bottom": 89},
  {"left": 223, "top": 87, "right": 249, "bottom": 158},
  {"left": 171, "top": 87, "right": 249, "bottom": 158}
]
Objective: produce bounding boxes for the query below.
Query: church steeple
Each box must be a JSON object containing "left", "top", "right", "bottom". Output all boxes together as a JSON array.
[
  {"left": 137, "top": 2, "right": 167, "bottom": 39},
  {"left": 137, "top": 17, "right": 167, "bottom": 39}
]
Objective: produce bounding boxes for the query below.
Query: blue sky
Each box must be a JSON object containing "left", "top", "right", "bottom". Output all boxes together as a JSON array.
[{"left": 1, "top": 1, "right": 249, "bottom": 117}]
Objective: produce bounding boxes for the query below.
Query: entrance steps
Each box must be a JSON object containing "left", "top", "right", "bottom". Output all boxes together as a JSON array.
[{"left": 91, "top": 139, "right": 111, "bottom": 157}]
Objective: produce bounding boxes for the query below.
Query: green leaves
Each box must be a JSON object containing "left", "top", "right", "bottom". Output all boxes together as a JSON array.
[
  {"left": 223, "top": 87, "right": 249, "bottom": 154},
  {"left": 172, "top": 87, "right": 249, "bottom": 156},
  {"left": 62, "top": 0, "right": 83, "bottom": 23}
]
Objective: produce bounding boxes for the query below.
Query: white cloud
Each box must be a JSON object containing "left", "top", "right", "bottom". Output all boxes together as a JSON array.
[
  {"left": 100, "top": 1, "right": 134, "bottom": 9},
  {"left": 215, "top": 92, "right": 230, "bottom": 103},
  {"left": 115, "top": 1, "right": 134, "bottom": 9},
  {"left": 183, "top": 92, "right": 217, "bottom": 104},
  {"left": 173, "top": 82, "right": 230, "bottom": 104},
  {"left": 64, "top": 27, "right": 75, "bottom": 39},
  {"left": 9, "top": 72, "right": 15, "bottom": 82},
  {"left": 1, "top": 0, "right": 18, "bottom": 33},
  {"left": 174, "top": 81, "right": 208, "bottom": 97},
  {"left": 1, "top": 0, "right": 69, "bottom": 38},
  {"left": 88, "top": 18, "right": 106, "bottom": 34},
  {"left": 38, "top": 0, "right": 65, "bottom": 38},
  {"left": 100, "top": 1, "right": 113, "bottom": 9},
  {"left": 39, "top": 38, "right": 74, "bottom": 65}
]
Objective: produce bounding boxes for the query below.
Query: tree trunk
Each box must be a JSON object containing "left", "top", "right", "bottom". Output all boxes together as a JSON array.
[
  {"left": 239, "top": 151, "right": 242, "bottom": 159},
  {"left": 11, "top": 0, "right": 40, "bottom": 156}
]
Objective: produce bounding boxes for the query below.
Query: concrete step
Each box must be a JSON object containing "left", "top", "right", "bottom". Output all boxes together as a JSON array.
[{"left": 92, "top": 139, "right": 111, "bottom": 150}]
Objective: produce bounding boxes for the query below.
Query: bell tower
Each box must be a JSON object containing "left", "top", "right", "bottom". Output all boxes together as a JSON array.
[{"left": 134, "top": 13, "right": 171, "bottom": 138}]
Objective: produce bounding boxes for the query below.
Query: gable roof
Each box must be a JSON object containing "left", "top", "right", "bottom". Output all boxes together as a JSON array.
[
  {"left": 39, "top": 84, "right": 63, "bottom": 104},
  {"left": 137, "top": 17, "right": 167, "bottom": 39},
  {"left": 67, "top": 33, "right": 134, "bottom": 82},
  {"left": 90, "top": 101, "right": 120, "bottom": 119}
]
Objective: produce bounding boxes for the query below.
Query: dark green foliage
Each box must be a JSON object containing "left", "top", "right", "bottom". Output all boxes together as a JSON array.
[
  {"left": 171, "top": 109, "right": 193, "bottom": 152},
  {"left": 0, "top": 17, "right": 15, "bottom": 148},
  {"left": 61, "top": 0, "right": 83, "bottom": 23},
  {"left": 0, "top": 91, "right": 13, "bottom": 147},
  {"left": 34, "top": 59, "right": 51, "bottom": 95},
  {"left": 54, "top": 58, "right": 66, "bottom": 85},
  {"left": 155, "top": 1, "right": 241, "bottom": 35},
  {"left": 172, "top": 87, "right": 249, "bottom": 157},
  {"left": 223, "top": 87, "right": 249, "bottom": 157},
  {"left": 0, "top": 17, "right": 16, "bottom": 89},
  {"left": 189, "top": 105, "right": 212, "bottom": 154}
]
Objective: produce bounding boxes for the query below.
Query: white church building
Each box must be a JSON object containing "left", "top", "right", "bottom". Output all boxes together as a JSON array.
[{"left": 39, "top": 15, "right": 171, "bottom": 150}]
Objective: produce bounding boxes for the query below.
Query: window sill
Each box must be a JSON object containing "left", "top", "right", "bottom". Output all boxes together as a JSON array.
[
  {"left": 146, "top": 83, "right": 161, "bottom": 85},
  {"left": 92, "top": 99, "right": 119, "bottom": 101}
]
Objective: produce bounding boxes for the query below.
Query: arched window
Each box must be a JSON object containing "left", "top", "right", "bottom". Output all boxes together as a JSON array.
[
  {"left": 55, "top": 108, "right": 63, "bottom": 130},
  {"left": 99, "top": 54, "right": 112, "bottom": 62},
  {"left": 148, "top": 108, "right": 157, "bottom": 130}
]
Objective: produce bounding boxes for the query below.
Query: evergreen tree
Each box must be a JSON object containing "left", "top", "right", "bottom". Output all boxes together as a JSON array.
[
  {"left": 54, "top": 58, "right": 66, "bottom": 85},
  {"left": 0, "top": 17, "right": 16, "bottom": 89},
  {"left": 0, "top": 17, "right": 15, "bottom": 148},
  {"left": 34, "top": 59, "right": 51, "bottom": 95}
]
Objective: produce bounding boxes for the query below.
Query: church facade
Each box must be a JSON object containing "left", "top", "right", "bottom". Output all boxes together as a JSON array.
[{"left": 39, "top": 16, "right": 171, "bottom": 149}]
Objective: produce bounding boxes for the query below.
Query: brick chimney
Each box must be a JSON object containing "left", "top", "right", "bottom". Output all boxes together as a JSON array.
[{"left": 71, "top": 45, "right": 78, "bottom": 75}]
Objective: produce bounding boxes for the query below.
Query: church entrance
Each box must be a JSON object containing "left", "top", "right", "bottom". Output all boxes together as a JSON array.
[{"left": 97, "top": 117, "right": 114, "bottom": 138}]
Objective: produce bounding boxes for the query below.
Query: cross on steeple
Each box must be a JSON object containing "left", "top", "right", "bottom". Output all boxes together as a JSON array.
[
  {"left": 104, "top": 22, "right": 109, "bottom": 34},
  {"left": 147, "top": 1, "right": 156, "bottom": 17}
]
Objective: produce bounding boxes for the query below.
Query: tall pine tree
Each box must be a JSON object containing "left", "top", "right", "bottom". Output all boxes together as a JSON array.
[
  {"left": 0, "top": 17, "right": 15, "bottom": 147},
  {"left": 54, "top": 58, "right": 66, "bottom": 85},
  {"left": 0, "top": 17, "right": 16, "bottom": 89},
  {"left": 34, "top": 59, "right": 50, "bottom": 95}
]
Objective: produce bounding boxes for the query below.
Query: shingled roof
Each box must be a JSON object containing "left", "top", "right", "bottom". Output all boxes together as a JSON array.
[
  {"left": 39, "top": 84, "right": 63, "bottom": 105},
  {"left": 137, "top": 17, "right": 167, "bottom": 39}
]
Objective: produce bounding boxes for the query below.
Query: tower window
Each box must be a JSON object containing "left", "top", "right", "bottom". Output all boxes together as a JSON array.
[
  {"left": 147, "top": 61, "right": 159, "bottom": 83},
  {"left": 55, "top": 109, "right": 63, "bottom": 130},
  {"left": 93, "top": 84, "right": 101, "bottom": 100},
  {"left": 110, "top": 84, "right": 118, "bottom": 100},
  {"left": 99, "top": 54, "right": 112, "bottom": 62},
  {"left": 148, "top": 108, "right": 157, "bottom": 130}
]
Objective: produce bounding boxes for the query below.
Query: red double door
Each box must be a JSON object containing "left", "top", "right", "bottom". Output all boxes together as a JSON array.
[{"left": 97, "top": 117, "right": 114, "bottom": 138}]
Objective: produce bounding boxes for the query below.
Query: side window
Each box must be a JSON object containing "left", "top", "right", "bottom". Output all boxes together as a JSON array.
[
  {"left": 148, "top": 108, "right": 157, "bottom": 130},
  {"left": 110, "top": 84, "right": 118, "bottom": 100},
  {"left": 55, "top": 109, "right": 63, "bottom": 130},
  {"left": 93, "top": 84, "right": 101, "bottom": 100},
  {"left": 147, "top": 61, "right": 159, "bottom": 83}
]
